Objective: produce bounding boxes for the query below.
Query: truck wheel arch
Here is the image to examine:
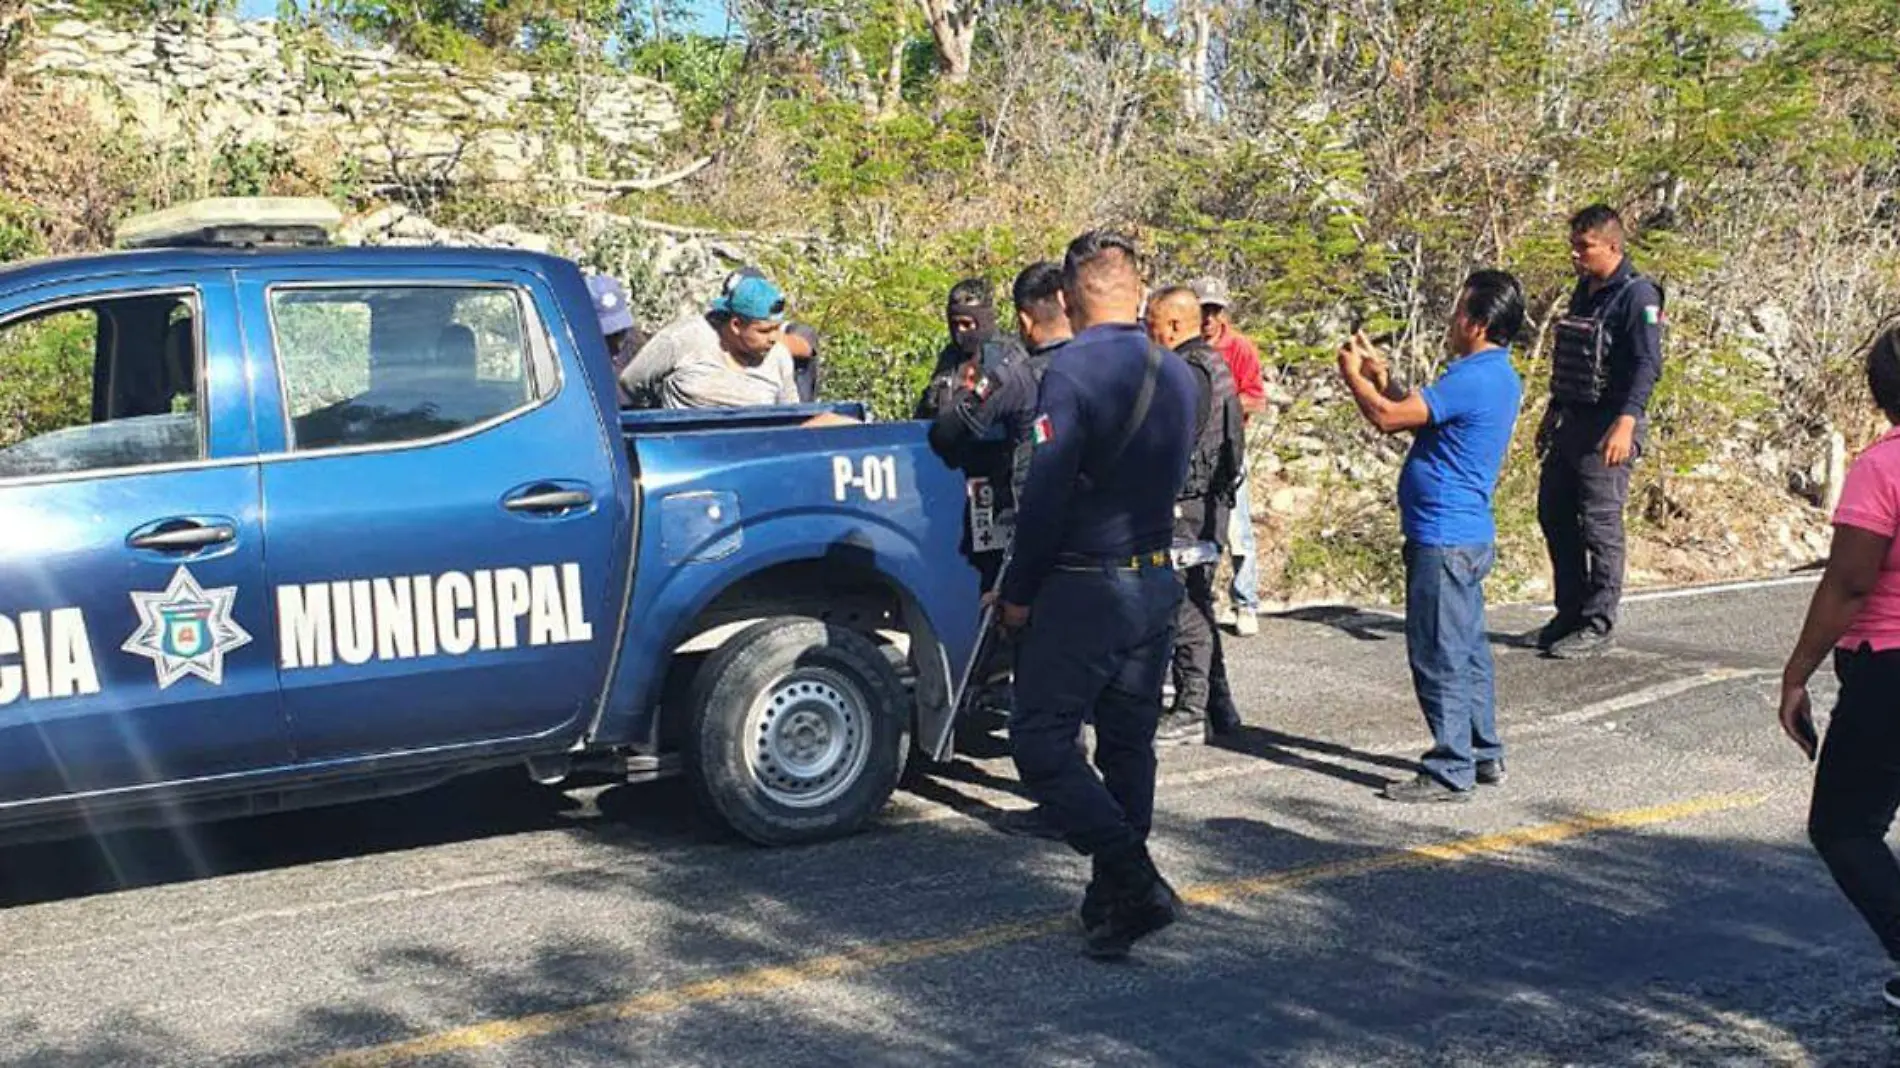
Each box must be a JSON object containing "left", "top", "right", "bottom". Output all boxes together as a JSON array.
[{"left": 655, "top": 558, "right": 957, "bottom": 763}]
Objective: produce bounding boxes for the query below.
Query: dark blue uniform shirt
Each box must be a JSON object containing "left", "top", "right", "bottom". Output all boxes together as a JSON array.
[
  {"left": 926, "top": 340, "right": 1064, "bottom": 483},
  {"left": 1002, "top": 323, "right": 1198, "bottom": 606},
  {"left": 1566, "top": 257, "right": 1664, "bottom": 419}
]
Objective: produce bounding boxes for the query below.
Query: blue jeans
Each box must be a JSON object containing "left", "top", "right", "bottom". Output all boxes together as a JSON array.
[
  {"left": 1227, "top": 479, "right": 1260, "bottom": 614},
  {"left": 1011, "top": 564, "right": 1183, "bottom": 855},
  {"left": 1403, "top": 541, "right": 1502, "bottom": 790}
]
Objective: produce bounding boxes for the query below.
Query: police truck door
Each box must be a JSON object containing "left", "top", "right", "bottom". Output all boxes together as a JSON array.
[
  {"left": 237, "top": 268, "right": 624, "bottom": 761},
  {"left": 0, "top": 272, "right": 287, "bottom": 805}
]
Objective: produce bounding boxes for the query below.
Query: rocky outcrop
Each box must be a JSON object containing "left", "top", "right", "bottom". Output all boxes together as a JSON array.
[
  {"left": 23, "top": 9, "right": 680, "bottom": 185},
  {"left": 339, "top": 205, "right": 820, "bottom": 331}
]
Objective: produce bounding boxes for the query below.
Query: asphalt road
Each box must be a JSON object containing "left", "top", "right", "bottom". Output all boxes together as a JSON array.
[{"left": 4, "top": 575, "right": 1895, "bottom": 1067}]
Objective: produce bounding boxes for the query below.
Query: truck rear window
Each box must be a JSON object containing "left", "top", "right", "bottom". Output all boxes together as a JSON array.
[{"left": 270, "top": 285, "right": 543, "bottom": 452}]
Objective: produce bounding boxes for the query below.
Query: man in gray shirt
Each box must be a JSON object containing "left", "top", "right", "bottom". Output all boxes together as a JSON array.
[{"left": 620, "top": 274, "right": 799, "bottom": 409}]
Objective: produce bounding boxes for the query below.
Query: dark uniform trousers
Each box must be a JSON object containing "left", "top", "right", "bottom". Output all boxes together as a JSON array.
[
  {"left": 1169, "top": 498, "right": 1237, "bottom": 724},
  {"left": 1011, "top": 562, "right": 1183, "bottom": 855},
  {"left": 1536, "top": 407, "right": 1639, "bottom": 629}
]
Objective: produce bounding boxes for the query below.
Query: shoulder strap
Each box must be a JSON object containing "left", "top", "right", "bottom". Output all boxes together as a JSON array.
[
  {"left": 1623, "top": 270, "right": 1665, "bottom": 310},
  {"left": 1099, "top": 342, "right": 1164, "bottom": 473}
]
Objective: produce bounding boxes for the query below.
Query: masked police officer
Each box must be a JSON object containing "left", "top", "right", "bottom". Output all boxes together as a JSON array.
[
  {"left": 1144, "top": 285, "right": 1246, "bottom": 746},
  {"left": 928, "top": 262, "right": 1074, "bottom": 834},
  {"left": 916, "top": 278, "right": 1028, "bottom": 420},
  {"left": 927, "top": 262, "right": 1073, "bottom": 514},
  {"left": 1537, "top": 205, "right": 1665, "bottom": 659},
  {"left": 996, "top": 231, "right": 1198, "bottom": 959}
]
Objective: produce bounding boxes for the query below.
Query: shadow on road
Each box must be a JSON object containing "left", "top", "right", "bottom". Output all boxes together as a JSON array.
[
  {"left": 10, "top": 787, "right": 1881, "bottom": 1067},
  {"left": 0, "top": 771, "right": 734, "bottom": 910},
  {"left": 1212, "top": 726, "right": 1417, "bottom": 790},
  {"left": 1277, "top": 605, "right": 1542, "bottom": 650}
]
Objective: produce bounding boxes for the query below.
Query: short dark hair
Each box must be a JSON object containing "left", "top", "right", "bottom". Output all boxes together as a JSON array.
[
  {"left": 1459, "top": 269, "right": 1526, "bottom": 346},
  {"left": 1570, "top": 203, "right": 1624, "bottom": 239},
  {"left": 1866, "top": 323, "right": 1900, "bottom": 422},
  {"left": 948, "top": 278, "right": 993, "bottom": 312},
  {"left": 1061, "top": 229, "right": 1140, "bottom": 290},
  {"left": 1012, "top": 261, "right": 1064, "bottom": 321},
  {"left": 1149, "top": 284, "right": 1204, "bottom": 323}
]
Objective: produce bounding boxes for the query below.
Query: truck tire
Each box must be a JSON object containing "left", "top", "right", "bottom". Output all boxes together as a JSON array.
[{"left": 684, "top": 617, "right": 910, "bottom": 845}]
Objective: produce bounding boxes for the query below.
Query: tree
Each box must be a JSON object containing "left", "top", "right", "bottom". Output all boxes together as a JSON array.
[
  {"left": 1175, "top": 0, "right": 1213, "bottom": 122},
  {"left": 915, "top": 0, "right": 979, "bottom": 82}
]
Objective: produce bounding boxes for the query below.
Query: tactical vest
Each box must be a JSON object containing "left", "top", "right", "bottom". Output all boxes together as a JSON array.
[
  {"left": 1177, "top": 341, "right": 1237, "bottom": 503},
  {"left": 1549, "top": 272, "right": 1664, "bottom": 408},
  {"left": 1548, "top": 313, "right": 1609, "bottom": 407}
]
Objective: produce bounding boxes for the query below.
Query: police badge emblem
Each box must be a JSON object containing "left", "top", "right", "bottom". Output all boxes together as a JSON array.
[
  {"left": 161, "top": 605, "right": 214, "bottom": 659},
  {"left": 124, "top": 567, "right": 254, "bottom": 689}
]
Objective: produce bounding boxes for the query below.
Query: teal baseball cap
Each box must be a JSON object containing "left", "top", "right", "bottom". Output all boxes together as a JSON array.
[{"left": 710, "top": 274, "right": 787, "bottom": 323}]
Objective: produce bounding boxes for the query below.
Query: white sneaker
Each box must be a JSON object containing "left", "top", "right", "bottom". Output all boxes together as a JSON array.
[
  {"left": 1235, "top": 612, "right": 1259, "bottom": 638},
  {"left": 1214, "top": 604, "right": 1238, "bottom": 629}
]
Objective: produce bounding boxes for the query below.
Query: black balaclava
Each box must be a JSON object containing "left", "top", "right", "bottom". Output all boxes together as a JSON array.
[{"left": 947, "top": 281, "right": 998, "bottom": 356}]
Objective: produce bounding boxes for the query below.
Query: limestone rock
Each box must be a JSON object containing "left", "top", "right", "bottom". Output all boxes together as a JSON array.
[{"left": 19, "top": 14, "right": 679, "bottom": 186}]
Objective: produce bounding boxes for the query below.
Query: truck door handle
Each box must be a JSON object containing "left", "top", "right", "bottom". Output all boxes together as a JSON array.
[
  {"left": 504, "top": 488, "right": 593, "bottom": 514},
  {"left": 128, "top": 521, "right": 236, "bottom": 551}
]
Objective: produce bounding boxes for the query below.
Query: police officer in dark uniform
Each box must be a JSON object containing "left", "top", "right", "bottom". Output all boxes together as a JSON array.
[
  {"left": 1537, "top": 204, "right": 1665, "bottom": 659},
  {"left": 1144, "top": 285, "right": 1246, "bottom": 746},
  {"left": 915, "top": 278, "right": 1027, "bottom": 420},
  {"left": 923, "top": 270, "right": 1058, "bottom": 599},
  {"left": 927, "top": 262, "right": 1074, "bottom": 514},
  {"left": 928, "top": 262, "right": 1074, "bottom": 831},
  {"left": 997, "top": 231, "right": 1198, "bottom": 959}
]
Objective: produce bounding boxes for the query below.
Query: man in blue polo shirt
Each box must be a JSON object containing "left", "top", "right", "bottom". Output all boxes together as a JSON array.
[{"left": 1337, "top": 270, "right": 1526, "bottom": 802}]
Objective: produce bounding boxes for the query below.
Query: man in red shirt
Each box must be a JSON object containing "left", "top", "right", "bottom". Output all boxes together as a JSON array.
[{"left": 1193, "top": 278, "right": 1266, "bottom": 635}]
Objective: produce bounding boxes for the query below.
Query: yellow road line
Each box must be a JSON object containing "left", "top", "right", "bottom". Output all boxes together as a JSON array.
[{"left": 314, "top": 791, "right": 1766, "bottom": 1068}]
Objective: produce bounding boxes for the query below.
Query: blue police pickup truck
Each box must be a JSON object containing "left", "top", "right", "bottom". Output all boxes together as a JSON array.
[{"left": 0, "top": 200, "right": 986, "bottom": 847}]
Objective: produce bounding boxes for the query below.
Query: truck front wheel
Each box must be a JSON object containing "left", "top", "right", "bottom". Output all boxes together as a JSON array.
[{"left": 684, "top": 617, "right": 910, "bottom": 845}]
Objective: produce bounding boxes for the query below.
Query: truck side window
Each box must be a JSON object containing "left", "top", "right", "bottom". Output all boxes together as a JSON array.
[
  {"left": 271, "top": 285, "right": 543, "bottom": 452},
  {"left": 0, "top": 292, "right": 204, "bottom": 481}
]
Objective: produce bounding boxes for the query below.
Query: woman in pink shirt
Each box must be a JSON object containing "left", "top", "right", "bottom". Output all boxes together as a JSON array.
[{"left": 1781, "top": 323, "right": 1900, "bottom": 1008}]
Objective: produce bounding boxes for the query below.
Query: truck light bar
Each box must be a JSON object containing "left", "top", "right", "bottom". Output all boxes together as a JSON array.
[{"left": 116, "top": 197, "right": 344, "bottom": 250}]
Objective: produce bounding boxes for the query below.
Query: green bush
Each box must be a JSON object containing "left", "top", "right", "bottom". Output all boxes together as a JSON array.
[
  {"left": 0, "top": 311, "right": 94, "bottom": 448},
  {"left": 626, "top": 37, "right": 744, "bottom": 132},
  {"left": 0, "top": 196, "right": 43, "bottom": 264},
  {"left": 768, "top": 226, "right": 1066, "bottom": 421}
]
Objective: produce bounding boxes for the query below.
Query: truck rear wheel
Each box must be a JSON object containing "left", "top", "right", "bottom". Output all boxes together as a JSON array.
[{"left": 684, "top": 617, "right": 909, "bottom": 845}]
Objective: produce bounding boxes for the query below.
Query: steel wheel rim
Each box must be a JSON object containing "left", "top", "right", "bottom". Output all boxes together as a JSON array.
[{"left": 745, "top": 667, "right": 872, "bottom": 809}]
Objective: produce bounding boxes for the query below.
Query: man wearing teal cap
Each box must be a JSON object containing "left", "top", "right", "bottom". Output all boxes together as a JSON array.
[{"left": 620, "top": 273, "right": 800, "bottom": 409}]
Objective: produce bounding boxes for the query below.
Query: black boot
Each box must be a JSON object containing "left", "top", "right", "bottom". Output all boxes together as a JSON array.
[
  {"left": 1207, "top": 698, "right": 1244, "bottom": 740},
  {"left": 1083, "top": 843, "right": 1180, "bottom": 960},
  {"left": 1076, "top": 853, "right": 1111, "bottom": 933}
]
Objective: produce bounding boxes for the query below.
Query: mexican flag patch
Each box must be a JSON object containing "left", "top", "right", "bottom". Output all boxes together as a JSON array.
[
  {"left": 1032, "top": 414, "right": 1055, "bottom": 445},
  {"left": 1643, "top": 304, "right": 1662, "bottom": 326}
]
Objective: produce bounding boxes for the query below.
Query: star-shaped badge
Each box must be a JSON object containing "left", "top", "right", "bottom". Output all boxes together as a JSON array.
[{"left": 123, "top": 567, "right": 254, "bottom": 689}]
